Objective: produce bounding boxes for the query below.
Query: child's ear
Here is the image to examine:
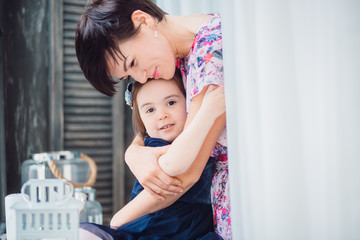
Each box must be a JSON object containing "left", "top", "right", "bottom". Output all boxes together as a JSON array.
[{"left": 131, "top": 10, "right": 154, "bottom": 28}]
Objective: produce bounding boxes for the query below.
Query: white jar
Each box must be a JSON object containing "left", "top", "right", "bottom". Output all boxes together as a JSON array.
[{"left": 74, "top": 187, "right": 103, "bottom": 224}]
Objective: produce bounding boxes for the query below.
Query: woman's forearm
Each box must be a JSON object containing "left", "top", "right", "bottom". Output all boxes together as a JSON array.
[
  {"left": 158, "top": 85, "right": 225, "bottom": 176},
  {"left": 172, "top": 86, "right": 226, "bottom": 190},
  {"left": 179, "top": 114, "right": 226, "bottom": 189},
  {"left": 158, "top": 106, "right": 217, "bottom": 176}
]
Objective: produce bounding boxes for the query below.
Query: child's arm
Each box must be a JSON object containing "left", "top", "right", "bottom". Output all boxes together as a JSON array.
[
  {"left": 158, "top": 85, "right": 225, "bottom": 176},
  {"left": 110, "top": 189, "right": 157, "bottom": 228}
]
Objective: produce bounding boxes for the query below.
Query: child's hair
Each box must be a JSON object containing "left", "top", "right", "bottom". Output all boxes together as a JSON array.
[
  {"left": 75, "top": 0, "right": 167, "bottom": 96},
  {"left": 131, "top": 69, "right": 185, "bottom": 139}
]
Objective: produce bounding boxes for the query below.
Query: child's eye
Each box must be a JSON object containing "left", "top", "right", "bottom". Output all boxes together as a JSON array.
[
  {"left": 146, "top": 108, "right": 155, "bottom": 113},
  {"left": 168, "top": 101, "right": 176, "bottom": 106}
]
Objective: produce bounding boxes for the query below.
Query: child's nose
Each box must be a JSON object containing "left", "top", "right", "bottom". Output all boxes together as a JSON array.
[{"left": 158, "top": 109, "right": 169, "bottom": 120}]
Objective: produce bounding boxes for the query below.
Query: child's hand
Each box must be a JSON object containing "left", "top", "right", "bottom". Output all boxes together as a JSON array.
[{"left": 201, "top": 84, "right": 226, "bottom": 119}]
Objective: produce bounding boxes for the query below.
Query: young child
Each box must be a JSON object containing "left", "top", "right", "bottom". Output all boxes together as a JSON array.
[{"left": 79, "top": 71, "right": 225, "bottom": 239}]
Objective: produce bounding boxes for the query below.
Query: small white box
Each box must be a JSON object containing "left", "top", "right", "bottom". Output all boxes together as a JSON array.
[{"left": 6, "top": 179, "right": 83, "bottom": 240}]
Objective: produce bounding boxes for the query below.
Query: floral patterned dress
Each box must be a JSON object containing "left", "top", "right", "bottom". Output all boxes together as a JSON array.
[{"left": 177, "top": 13, "right": 232, "bottom": 240}]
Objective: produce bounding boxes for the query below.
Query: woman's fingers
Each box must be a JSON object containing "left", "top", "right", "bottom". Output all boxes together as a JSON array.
[
  {"left": 141, "top": 174, "right": 183, "bottom": 196},
  {"left": 154, "top": 165, "right": 182, "bottom": 186},
  {"left": 126, "top": 143, "right": 184, "bottom": 199},
  {"left": 142, "top": 178, "right": 183, "bottom": 201},
  {"left": 142, "top": 185, "right": 166, "bottom": 201}
]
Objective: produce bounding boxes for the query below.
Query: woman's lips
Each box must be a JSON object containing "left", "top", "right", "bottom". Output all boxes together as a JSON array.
[{"left": 152, "top": 67, "right": 159, "bottom": 79}]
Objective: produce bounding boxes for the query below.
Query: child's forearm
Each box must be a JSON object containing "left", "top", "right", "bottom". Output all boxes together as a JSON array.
[
  {"left": 110, "top": 189, "right": 178, "bottom": 229},
  {"left": 110, "top": 169, "right": 206, "bottom": 229},
  {"left": 158, "top": 106, "right": 217, "bottom": 176},
  {"left": 110, "top": 190, "right": 156, "bottom": 228}
]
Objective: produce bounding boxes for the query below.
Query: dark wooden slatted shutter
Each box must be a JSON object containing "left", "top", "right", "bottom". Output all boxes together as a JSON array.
[{"left": 62, "top": 0, "right": 123, "bottom": 224}]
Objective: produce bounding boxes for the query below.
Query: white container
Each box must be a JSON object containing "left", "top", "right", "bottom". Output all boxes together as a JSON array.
[
  {"left": 6, "top": 179, "right": 83, "bottom": 240},
  {"left": 74, "top": 187, "right": 103, "bottom": 224},
  {"left": 21, "top": 151, "right": 90, "bottom": 185},
  {"left": 5, "top": 194, "right": 29, "bottom": 240}
]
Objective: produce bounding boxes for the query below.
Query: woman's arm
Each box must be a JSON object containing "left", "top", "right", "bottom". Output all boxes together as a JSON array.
[
  {"left": 158, "top": 85, "right": 225, "bottom": 176},
  {"left": 113, "top": 86, "right": 226, "bottom": 227},
  {"left": 175, "top": 85, "right": 226, "bottom": 192}
]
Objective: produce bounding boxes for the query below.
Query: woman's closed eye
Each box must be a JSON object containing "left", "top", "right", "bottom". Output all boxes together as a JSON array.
[
  {"left": 119, "top": 75, "right": 131, "bottom": 81},
  {"left": 119, "top": 59, "right": 135, "bottom": 81},
  {"left": 130, "top": 59, "right": 135, "bottom": 68}
]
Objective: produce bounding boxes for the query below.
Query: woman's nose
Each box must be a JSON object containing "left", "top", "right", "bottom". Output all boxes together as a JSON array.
[{"left": 132, "top": 70, "right": 147, "bottom": 84}]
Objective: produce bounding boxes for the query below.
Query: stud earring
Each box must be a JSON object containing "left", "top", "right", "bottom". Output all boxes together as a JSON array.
[{"left": 153, "top": 26, "right": 158, "bottom": 38}]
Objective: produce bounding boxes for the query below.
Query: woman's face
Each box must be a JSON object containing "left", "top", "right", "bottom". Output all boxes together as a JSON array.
[
  {"left": 107, "top": 25, "right": 176, "bottom": 84},
  {"left": 136, "top": 79, "right": 186, "bottom": 142}
]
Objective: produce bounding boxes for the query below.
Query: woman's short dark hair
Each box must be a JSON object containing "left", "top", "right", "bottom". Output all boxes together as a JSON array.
[
  {"left": 75, "top": 0, "right": 166, "bottom": 96},
  {"left": 131, "top": 69, "right": 185, "bottom": 139}
]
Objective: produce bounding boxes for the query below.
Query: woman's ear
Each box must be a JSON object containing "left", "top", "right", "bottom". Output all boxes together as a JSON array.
[{"left": 131, "top": 10, "right": 154, "bottom": 28}]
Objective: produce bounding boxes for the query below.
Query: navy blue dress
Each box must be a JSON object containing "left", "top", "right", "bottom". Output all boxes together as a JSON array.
[{"left": 80, "top": 137, "right": 222, "bottom": 240}]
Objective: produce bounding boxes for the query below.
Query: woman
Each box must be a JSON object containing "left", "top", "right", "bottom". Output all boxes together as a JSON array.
[{"left": 76, "top": 0, "right": 231, "bottom": 238}]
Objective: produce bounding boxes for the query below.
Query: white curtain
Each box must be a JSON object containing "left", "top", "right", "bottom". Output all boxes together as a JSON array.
[
  {"left": 155, "top": 0, "right": 219, "bottom": 15},
  {"left": 157, "top": 1, "right": 360, "bottom": 239},
  {"left": 222, "top": 0, "right": 360, "bottom": 239}
]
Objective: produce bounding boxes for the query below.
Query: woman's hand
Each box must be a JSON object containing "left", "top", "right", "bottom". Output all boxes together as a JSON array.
[{"left": 125, "top": 137, "right": 183, "bottom": 200}]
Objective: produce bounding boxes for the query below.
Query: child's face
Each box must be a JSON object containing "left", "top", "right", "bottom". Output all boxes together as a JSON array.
[{"left": 136, "top": 79, "right": 186, "bottom": 142}]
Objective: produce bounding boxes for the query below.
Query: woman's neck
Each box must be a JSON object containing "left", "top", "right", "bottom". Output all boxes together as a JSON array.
[{"left": 159, "top": 14, "right": 211, "bottom": 58}]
